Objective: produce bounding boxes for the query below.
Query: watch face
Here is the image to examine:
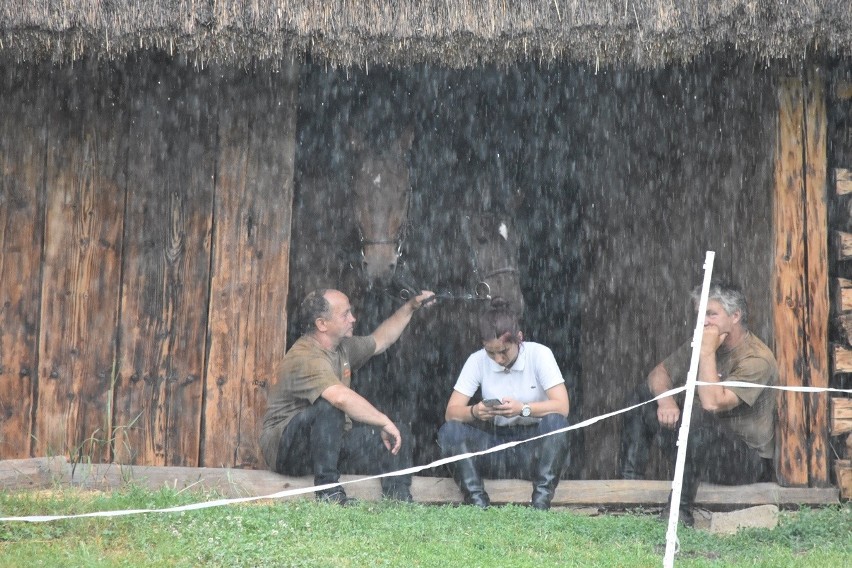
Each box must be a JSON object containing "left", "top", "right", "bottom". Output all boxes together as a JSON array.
[{"left": 522, "top": 405, "right": 531, "bottom": 417}]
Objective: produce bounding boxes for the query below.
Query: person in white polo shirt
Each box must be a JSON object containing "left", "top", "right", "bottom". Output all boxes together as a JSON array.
[{"left": 437, "top": 299, "right": 571, "bottom": 510}]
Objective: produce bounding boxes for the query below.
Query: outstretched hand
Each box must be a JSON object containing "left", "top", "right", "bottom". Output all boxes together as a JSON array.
[
  {"left": 380, "top": 422, "right": 403, "bottom": 455},
  {"left": 410, "top": 290, "right": 436, "bottom": 310}
]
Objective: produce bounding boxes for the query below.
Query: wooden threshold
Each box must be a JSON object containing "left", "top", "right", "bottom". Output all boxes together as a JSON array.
[{"left": 1, "top": 457, "right": 841, "bottom": 509}]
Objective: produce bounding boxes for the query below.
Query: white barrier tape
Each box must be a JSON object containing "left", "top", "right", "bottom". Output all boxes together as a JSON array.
[{"left": 2, "top": 382, "right": 849, "bottom": 523}]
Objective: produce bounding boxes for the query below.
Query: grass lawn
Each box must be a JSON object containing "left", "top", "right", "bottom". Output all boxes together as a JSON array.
[{"left": 0, "top": 486, "right": 848, "bottom": 567}]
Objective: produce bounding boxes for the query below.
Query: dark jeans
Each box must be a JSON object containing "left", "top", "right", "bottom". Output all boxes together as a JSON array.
[
  {"left": 437, "top": 413, "right": 571, "bottom": 479},
  {"left": 619, "top": 384, "right": 773, "bottom": 509},
  {"left": 274, "top": 398, "right": 413, "bottom": 497}
]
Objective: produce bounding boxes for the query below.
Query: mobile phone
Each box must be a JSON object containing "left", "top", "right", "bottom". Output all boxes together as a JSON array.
[{"left": 482, "top": 398, "right": 503, "bottom": 407}]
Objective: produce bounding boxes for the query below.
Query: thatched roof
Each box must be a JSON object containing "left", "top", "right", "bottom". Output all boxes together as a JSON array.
[{"left": 2, "top": 1, "right": 851, "bottom": 68}]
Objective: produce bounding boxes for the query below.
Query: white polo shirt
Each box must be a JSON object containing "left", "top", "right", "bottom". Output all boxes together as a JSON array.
[{"left": 453, "top": 341, "right": 564, "bottom": 426}]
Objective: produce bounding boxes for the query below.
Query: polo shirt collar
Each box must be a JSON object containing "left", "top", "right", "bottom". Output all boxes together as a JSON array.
[{"left": 487, "top": 342, "right": 527, "bottom": 373}]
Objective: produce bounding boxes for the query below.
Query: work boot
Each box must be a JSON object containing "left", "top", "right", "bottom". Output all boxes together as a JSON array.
[
  {"left": 530, "top": 433, "right": 570, "bottom": 511},
  {"left": 660, "top": 503, "right": 694, "bottom": 528},
  {"left": 316, "top": 487, "right": 357, "bottom": 506},
  {"left": 452, "top": 457, "right": 490, "bottom": 509},
  {"left": 381, "top": 483, "right": 414, "bottom": 503}
]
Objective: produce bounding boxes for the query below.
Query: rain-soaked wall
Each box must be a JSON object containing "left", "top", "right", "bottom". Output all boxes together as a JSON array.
[
  {"left": 2, "top": 50, "right": 779, "bottom": 479},
  {"left": 287, "top": 53, "right": 776, "bottom": 479}
]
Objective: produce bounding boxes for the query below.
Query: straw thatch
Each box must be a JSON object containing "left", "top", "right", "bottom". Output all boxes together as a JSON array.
[{"left": 1, "top": 1, "right": 851, "bottom": 68}]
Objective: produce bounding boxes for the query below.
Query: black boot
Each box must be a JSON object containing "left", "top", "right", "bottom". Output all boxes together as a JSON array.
[
  {"left": 452, "top": 457, "right": 490, "bottom": 508},
  {"left": 316, "top": 487, "right": 357, "bottom": 506},
  {"left": 530, "top": 434, "right": 570, "bottom": 510},
  {"left": 619, "top": 386, "right": 659, "bottom": 480}
]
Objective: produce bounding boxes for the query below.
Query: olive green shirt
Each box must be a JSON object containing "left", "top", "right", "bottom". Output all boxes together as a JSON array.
[
  {"left": 260, "top": 334, "right": 376, "bottom": 469},
  {"left": 662, "top": 332, "right": 778, "bottom": 459}
]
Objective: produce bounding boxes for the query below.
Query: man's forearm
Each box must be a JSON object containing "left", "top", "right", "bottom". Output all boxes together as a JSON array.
[
  {"left": 324, "top": 385, "right": 393, "bottom": 428},
  {"left": 696, "top": 353, "right": 739, "bottom": 412},
  {"left": 647, "top": 364, "right": 674, "bottom": 397},
  {"left": 371, "top": 302, "right": 418, "bottom": 354}
]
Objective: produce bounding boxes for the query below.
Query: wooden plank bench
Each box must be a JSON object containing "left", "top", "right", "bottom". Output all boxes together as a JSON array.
[{"left": 1, "top": 458, "right": 840, "bottom": 509}]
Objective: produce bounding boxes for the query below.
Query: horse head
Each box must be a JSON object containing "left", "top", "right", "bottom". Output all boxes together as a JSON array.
[
  {"left": 465, "top": 211, "right": 526, "bottom": 316},
  {"left": 349, "top": 126, "right": 415, "bottom": 286}
]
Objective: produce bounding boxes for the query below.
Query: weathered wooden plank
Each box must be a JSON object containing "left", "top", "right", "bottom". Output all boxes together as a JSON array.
[
  {"left": 833, "top": 278, "right": 852, "bottom": 315},
  {"left": 0, "top": 457, "right": 68, "bottom": 490},
  {"left": 0, "top": 65, "right": 45, "bottom": 459},
  {"left": 114, "top": 56, "right": 215, "bottom": 467},
  {"left": 835, "top": 168, "right": 852, "bottom": 196},
  {"left": 835, "top": 459, "right": 852, "bottom": 500},
  {"left": 43, "top": 462, "right": 839, "bottom": 506},
  {"left": 834, "top": 231, "right": 852, "bottom": 261},
  {"left": 773, "top": 75, "right": 810, "bottom": 487},
  {"left": 832, "top": 344, "right": 852, "bottom": 374},
  {"left": 803, "top": 66, "right": 830, "bottom": 486},
  {"left": 34, "top": 61, "right": 127, "bottom": 463},
  {"left": 831, "top": 397, "right": 852, "bottom": 436},
  {"left": 204, "top": 62, "right": 298, "bottom": 468}
]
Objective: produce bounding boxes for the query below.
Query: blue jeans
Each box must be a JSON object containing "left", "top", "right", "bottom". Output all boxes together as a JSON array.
[{"left": 437, "top": 413, "right": 571, "bottom": 479}]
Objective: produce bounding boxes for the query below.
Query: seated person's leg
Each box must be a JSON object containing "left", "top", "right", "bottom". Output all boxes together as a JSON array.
[
  {"left": 666, "top": 415, "right": 724, "bottom": 526},
  {"left": 700, "top": 427, "right": 771, "bottom": 486},
  {"left": 620, "top": 384, "right": 664, "bottom": 479},
  {"left": 339, "top": 420, "right": 415, "bottom": 502},
  {"left": 528, "top": 414, "right": 571, "bottom": 510},
  {"left": 275, "top": 399, "right": 347, "bottom": 502},
  {"left": 437, "top": 421, "right": 493, "bottom": 508}
]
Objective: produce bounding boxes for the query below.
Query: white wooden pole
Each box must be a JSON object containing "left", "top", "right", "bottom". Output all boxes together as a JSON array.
[{"left": 663, "top": 251, "right": 715, "bottom": 567}]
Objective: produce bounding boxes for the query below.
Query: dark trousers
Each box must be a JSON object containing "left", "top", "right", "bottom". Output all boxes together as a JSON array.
[
  {"left": 437, "top": 414, "right": 571, "bottom": 480},
  {"left": 274, "top": 398, "right": 413, "bottom": 496},
  {"left": 619, "top": 384, "right": 773, "bottom": 509}
]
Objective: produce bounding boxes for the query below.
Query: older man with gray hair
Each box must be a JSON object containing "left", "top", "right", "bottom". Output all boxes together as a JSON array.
[
  {"left": 619, "top": 280, "right": 778, "bottom": 527},
  {"left": 261, "top": 287, "right": 434, "bottom": 505}
]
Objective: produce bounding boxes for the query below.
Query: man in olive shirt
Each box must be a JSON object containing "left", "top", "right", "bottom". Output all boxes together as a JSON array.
[
  {"left": 261, "top": 288, "right": 434, "bottom": 504},
  {"left": 619, "top": 281, "right": 778, "bottom": 526}
]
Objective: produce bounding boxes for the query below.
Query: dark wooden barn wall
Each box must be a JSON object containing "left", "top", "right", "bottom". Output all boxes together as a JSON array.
[
  {"left": 574, "top": 57, "right": 777, "bottom": 479},
  {"left": 0, "top": 55, "right": 297, "bottom": 468},
  {"left": 0, "top": 53, "right": 834, "bottom": 486}
]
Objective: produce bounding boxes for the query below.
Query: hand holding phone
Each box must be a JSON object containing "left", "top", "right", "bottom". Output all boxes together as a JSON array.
[{"left": 482, "top": 398, "right": 503, "bottom": 407}]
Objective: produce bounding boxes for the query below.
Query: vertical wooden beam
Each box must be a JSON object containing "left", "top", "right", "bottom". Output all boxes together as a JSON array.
[
  {"left": 204, "top": 62, "right": 298, "bottom": 468},
  {"left": 0, "top": 65, "right": 46, "bottom": 459},
  {"left": 802, "top": 65, "right": 830, "bottom": 486},
  {"left": 773, "top": 64, "right": 831, "bottom": 487},
  {"left": 34, "top": 61, "right": 127, "bottom": 463},
  {"left": 774, "top": 74, "right": 810, "bottom": 487},
  {"left": 114, "top": 55, "right": 215, "bottom": 466}
]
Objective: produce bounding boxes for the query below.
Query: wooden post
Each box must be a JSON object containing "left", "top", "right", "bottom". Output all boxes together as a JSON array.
[
  {"left": 204, "top": 62, "right": 298, "bottom": 468},
  {"left": 802, "top": 66, "right": 829, "bottom": 486},
  {"left": 773, "top": 64, "right": 830, "bottom": 487},
  {"left": 0, "top": 65, "right": 46, "bottom": 459},
  {"left": 113, "top": 56, "right": 216, "bottom": 467}
]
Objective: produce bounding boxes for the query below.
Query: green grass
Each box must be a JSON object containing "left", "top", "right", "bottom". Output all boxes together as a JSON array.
[{"left": 0, "top": 487, "right": 848, "bottom": 567}]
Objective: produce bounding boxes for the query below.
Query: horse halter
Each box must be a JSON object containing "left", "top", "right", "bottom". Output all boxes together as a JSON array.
[
  {"left": 356, "top": 185, "right": 412, "bottom": 269},
  {"left": 357, "top": 226, "right": 405, "bottom": 260},
  {"left": 465, "top": 214, "right": 520, "bottom": 301}
]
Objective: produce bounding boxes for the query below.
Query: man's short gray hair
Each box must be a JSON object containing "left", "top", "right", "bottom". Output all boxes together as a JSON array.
[
  {"left": 299, "top": 289, "right": 330, "bottom": 335},
  {"left": 691, "top": 280, "right": 748, "bottom": 327}
]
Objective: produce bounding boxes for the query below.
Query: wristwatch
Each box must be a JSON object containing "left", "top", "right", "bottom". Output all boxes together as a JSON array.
[{"left": 521, "top": 404, "right": 532, "bottom": 417}]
